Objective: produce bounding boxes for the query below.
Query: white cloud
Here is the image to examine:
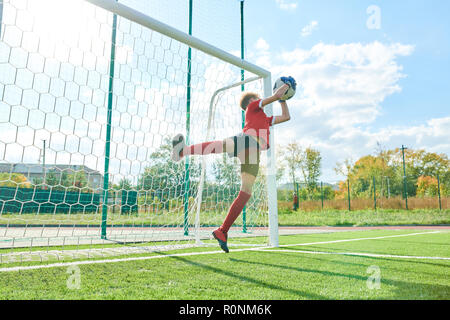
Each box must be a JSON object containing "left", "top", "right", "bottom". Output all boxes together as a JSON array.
[
  {"left": 301, "top": 21, "right": 319, "bottom": 37},
  {"left": 275, "top": 0, "right": 298, "bottom": 11},
  {"left": 273, "top": 42, "right": 415, "bottom": 128},
  {"left": 255, "top": 38, "right": 270, "bottom": 52},
  {"left": 249, "top": 37, "right": 272, "bottom": 69}
]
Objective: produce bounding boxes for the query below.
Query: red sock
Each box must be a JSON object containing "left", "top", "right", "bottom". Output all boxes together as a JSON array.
[
  {"left": 219, "top": 191, "right": 251, "bottom": 234},
  {"left": 181, "top": 141, "right": 223, "bottom": 156}
]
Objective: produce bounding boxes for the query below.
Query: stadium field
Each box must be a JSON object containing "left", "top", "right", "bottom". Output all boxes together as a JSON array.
[{"left": 0, "top": 227, "right": 448, "bottom": 300}]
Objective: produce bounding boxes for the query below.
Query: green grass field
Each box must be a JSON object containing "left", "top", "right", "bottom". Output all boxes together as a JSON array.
[{"left": 0, "top": 229, "right": 448, "bottom": 300}]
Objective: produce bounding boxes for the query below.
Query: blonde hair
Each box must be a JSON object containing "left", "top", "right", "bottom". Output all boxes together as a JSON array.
[{"left": 239, "top": 92, "right": 259, "bottom": 110}]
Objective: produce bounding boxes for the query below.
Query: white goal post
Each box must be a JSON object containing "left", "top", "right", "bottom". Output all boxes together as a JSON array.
[
  {"left": 84, "top": 0, "right": 279, "bottom": 248},
  {"left": 0, "top": 0, "right": 279, "bottom": 264}
]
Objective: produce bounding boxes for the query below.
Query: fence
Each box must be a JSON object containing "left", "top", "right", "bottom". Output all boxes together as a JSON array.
[
  {"left": 0, "top": 186, "right": 100, "bottom": 214},
  {"left": 278, "top": 174, "right": 449, "bottom": 212}
]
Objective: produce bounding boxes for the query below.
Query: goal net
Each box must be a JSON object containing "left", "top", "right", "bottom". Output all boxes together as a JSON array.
[{"left": 0, "top": 0, "right": 277, "bottom": 265}]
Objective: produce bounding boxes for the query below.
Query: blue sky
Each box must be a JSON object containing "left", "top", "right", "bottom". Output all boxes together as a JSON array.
[
  {"left": 239, "top": 0, "right": 450, "bottom": 181},
  {"left": 244, "top": 0, "right": 450, "bottom": 124}
]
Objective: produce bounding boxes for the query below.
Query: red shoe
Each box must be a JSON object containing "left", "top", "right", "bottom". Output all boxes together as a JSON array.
[{"left": 212, "top": 229, "right": 229, "bottom": 253}]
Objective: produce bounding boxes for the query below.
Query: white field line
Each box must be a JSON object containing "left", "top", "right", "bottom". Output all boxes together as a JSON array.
[
  {"left": 274, "top": 231, "right": 443, "bottom": 248},
  {"left": 0, "top": 231, "right": 442, "bottom": 272},
  {"left": 259, "top": 250, "right": 450, "bottom": 260}
]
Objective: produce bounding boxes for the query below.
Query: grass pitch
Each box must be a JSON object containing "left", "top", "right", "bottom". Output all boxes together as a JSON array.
[{"left": 0, "top": 229, "right": 448, "bottom": 300}]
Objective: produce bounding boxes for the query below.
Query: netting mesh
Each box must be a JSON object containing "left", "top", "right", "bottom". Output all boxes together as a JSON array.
[
  {"left": 0, "top": 0, "right": 269, "bottom": 264},
  {"left": 120, "top": 0, "right": 241, "bottom": 53}
]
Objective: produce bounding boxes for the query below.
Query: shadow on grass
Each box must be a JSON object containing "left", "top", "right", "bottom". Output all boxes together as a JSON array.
[
  {"left": 105, "top": 238, "right": 449, "bottom": 299},
  {"left": 155, "top": 251, "right": 327, "bottom": 300},
  {"left": 231, "top": 252, "right": 449, "bottom": 299},
  {"left": 280, "top": 245, "right": 450, "bottom": 269}
]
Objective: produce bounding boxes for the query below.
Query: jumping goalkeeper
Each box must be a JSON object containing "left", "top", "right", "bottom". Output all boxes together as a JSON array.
[{"left": 172, "top": 76, "right": 296, "bottom": 252}]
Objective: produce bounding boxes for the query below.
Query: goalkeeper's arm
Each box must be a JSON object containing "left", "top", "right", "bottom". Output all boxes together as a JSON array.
[
  {"left": 260, "top": 83, "right": 290, "bottom": 108},
  {"left": 273, "top": 101, "right": 291, "bottom": 125}
]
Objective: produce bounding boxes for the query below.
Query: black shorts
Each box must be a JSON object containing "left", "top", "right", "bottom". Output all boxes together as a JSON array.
[{"left": 227, "top": 133, "right": 261, "bottom": 177}]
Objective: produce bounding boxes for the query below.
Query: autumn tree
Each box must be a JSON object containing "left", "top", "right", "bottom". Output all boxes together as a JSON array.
[
  {"left": 0, "top": 173, "right": 32, "bottom": 188},
  {"left": 334, "top": 158, "right": 353, "bottom": 199},
  {"left": 334, "top": 148, "right": 449, "bottom": 199},
  {"left": 416, "top": 176, "right": 438, "bottom": 197}
]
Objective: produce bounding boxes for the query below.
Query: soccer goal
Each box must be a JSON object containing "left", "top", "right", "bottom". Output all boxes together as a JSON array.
[{"left": 0, "top": 0, "right": 278, "bottom": 264}]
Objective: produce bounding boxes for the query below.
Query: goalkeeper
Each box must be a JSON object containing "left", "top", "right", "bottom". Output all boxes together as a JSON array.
[{"left": 172, "top": 76, "right": 296, "bottom": 252}]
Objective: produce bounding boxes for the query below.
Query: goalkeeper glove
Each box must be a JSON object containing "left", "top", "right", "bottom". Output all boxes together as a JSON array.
[{"left": 281, "top": 76, "right": 297, "bottom": 91}]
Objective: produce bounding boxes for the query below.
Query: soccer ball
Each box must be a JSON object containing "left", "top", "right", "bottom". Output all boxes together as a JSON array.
[{"left": 273, "top": 77, "right": 296, "bottom": 101}]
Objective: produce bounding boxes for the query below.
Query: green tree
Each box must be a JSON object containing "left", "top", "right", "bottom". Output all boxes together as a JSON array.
[
  {"left": 279, "top": 141, "right": 303, "bottom": 189},
  {"left": 44, "top": 171, "right": 61, "bottom": 189},
  {"left": 385, "top": 148, "right": 449, "bottom": 197},
  {"left": 299, "top": 147, "right": 322, "bottom": 198},
  {"left": 65, "top": 170, "right": 91, "bottom": 193},
  {"left": 137, "top": 138, "right": 201, "bottom": 207},
  {"left": 114, "top": 178, "right": 133, "bottom": 191},
  {"left": 212, "top": 154, "right": 240, "bottom": 201}
]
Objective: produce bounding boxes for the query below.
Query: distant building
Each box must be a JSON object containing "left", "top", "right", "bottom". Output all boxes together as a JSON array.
[{"left": 0, "top": 163, "right": 103, "bottom": 190}]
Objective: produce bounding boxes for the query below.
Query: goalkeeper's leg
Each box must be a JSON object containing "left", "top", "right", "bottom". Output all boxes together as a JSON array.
[
  {"left": 171, "top": 133, "right": 234, "bottom": 162},
  {"left": 212, "top": 172, "right": 256, "bottom": 253},
  {"left": 213, "top": 141, "right": 259, "bottom": 253}
]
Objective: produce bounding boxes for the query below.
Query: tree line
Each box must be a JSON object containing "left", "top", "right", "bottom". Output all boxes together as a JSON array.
[
  {"left": 277, "top": 141, "right": 450, "bottom": 201},
  {"left": 2, "top": 139, "right": 448, "bottom": 202},
  {"left": 334, "top": 146, "right": 450, "bottom": 199},
  {"left": 0, "top": 170, "right": 93, "bottom": 193},
  {"left": 112, "top": 138, "right": 246, "bottom": 205}
]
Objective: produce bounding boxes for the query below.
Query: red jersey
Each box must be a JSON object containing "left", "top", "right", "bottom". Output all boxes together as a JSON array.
[{"left": 242, "top": 99, "right": 274, "bottom": 150}]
